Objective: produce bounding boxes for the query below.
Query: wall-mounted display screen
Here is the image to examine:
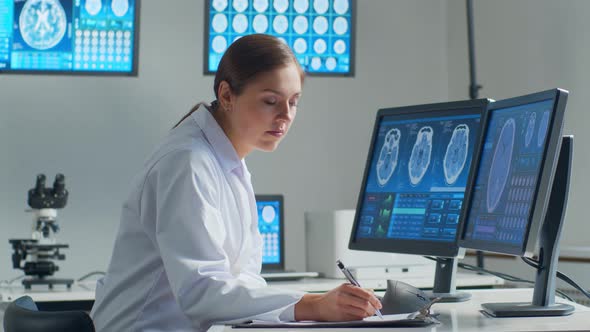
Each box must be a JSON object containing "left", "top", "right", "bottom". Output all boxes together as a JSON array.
[
  {"left": 205, "top": 0, "right": 355, "bottom": 76},
  {"left": 0, "top": 0, "right": 140, "bottom": 75}
]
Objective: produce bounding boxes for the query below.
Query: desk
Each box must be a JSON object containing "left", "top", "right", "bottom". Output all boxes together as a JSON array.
[
  {"left": 209, "top": 288, "right": 590, "bottom": 332},
  {"left": 0, "top": 272, "right": 502, "bottom": 309}
]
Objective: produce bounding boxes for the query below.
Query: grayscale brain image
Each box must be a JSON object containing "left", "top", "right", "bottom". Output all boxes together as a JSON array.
[
  {"left": 486, "top": 118, "right": 515, "bottom": 213},
  {"left": 443, "top": 124, "right": 470, "bottom": 185},
  {"left": 408, "top": 126, "right": 434, "bottom": 186},
  {"left": 376, "top": 128, "right": 401, "bottom": 187}
]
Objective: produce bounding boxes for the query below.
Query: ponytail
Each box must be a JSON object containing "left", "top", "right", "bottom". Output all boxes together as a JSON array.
[{"left": 173, "top": 101, "right": 219, "bottom": 129}]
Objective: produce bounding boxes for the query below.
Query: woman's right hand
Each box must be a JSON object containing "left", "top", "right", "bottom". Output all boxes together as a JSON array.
[{"left": 294, "top": 283, "right": 383, "bottom": 321}]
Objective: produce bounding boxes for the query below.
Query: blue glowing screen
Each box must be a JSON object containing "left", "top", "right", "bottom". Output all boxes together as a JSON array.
[
  {"left": 357, "top": 113, "right": 481, "bottom": 242},
  {"left": 256, "top": 199, "right": 281, "bottom": 264},
  {"left": 463, "top": 99, "right": 554, "bottom": 246},
  {"left": 206, "top": 0, "right": 354, "bottom": 75},
  {"left": 0, "top": 0, "right": 138, "bottom": 73}
]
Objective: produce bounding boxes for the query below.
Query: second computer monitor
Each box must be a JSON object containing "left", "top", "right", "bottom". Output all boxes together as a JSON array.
[
  {"left": 349, "top": 99, "right": 488, "bottom": 257},
  {"left": 460, "top": 89, "right": 568, "bottom": 257}
]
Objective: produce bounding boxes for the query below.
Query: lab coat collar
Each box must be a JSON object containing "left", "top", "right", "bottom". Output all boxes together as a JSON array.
[{"left": 191, "top": 107, "right": 243, "bottom": 174}]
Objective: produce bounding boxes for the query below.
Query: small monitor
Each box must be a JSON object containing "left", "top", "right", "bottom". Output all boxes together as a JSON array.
[
  {"left": 255, "top": 194, "right": 284, "bottom": 269},
  {"left": 349, "top": 99, "right": 489, "bottom": 301},
  {"left": 459, "top": 89, "right": 572, "bottom": 317},
  {"left": 204, "top": 0, "right": 356, "bottom": 76},
  {"left": 0, "top": 0, "right": 140, "bottom": 75}
]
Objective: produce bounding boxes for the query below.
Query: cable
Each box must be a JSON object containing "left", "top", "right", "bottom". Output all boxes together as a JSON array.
[
  {"left": 521, "top": 257, "right": 590, "bottom": 300},
  {"left": 77, "top": 271, "right": 106, "bottom": 282},
  {"left": 0, "top": 275, "right": 25, "bottom": 287},
  {"left": 422, "top": 256, "right": 574, "bottom": 302}
]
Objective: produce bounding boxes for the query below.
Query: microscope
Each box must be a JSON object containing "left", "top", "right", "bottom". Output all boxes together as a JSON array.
[{"left": 9, "top": 174, "right": 74, "bottom": 289}]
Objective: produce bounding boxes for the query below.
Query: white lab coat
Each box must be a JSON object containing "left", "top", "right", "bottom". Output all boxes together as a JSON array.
[{"left": 91, "top": 107, "right": 304, "bottom": 332}]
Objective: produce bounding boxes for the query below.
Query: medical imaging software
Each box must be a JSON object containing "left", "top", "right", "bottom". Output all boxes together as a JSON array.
[
  {"left": 357, "top": 113, "right": 481, "bottom": 242},
  {"left": 463, "top": 99, "right": 555, "bottom": 246},
  {"left": 0, "top": 0, "right": 137, "bottom": 73}
]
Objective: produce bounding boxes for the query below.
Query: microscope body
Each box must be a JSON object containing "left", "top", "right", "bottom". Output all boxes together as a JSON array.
[{"left": 9, "top": 174, "right": 74, "bottom": 289}]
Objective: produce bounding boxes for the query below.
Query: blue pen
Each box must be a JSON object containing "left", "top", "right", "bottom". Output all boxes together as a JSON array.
[{"left": 336, "top": 260, "right": 384, "bottom": 319}]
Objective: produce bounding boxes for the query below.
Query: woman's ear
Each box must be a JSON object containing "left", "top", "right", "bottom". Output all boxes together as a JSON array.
[{"left": 218, "top": 81, "right": 233, "bottom": 111}]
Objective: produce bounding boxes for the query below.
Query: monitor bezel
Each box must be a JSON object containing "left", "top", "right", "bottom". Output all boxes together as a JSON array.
[
  {"left": 348, "top": 99, "right": 490, "bottom": 258},
  {"left": 255, "top": 194, "right": 285, "bottom": 270},
  {"left": 458, "top": 89, "right": 568, "bottom": 257},
  {"left": 203, "top": 0, "right": 357, "bottom": 77},
  {"left": 0, "top": 0, "right": 141, "bottom": 76}
]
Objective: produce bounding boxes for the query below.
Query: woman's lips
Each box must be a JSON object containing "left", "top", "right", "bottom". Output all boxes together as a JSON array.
[{"left": 266, "top": 130, "right": 285, "bottom": 137}]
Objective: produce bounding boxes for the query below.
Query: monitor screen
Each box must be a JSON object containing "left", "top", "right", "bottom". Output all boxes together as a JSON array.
[
  {"left": 204, "top": 0, "right": 355, "bottom": 75},
  {"left": 349, "top": 100, "right": 488, "bottom": 257},
  {"left": 460, "top": 89, "right": 568, "bottom": 257},
  {"left": 255, "top": 195, "right": 283, "bottom": 266},
  {"left": 0, "top": 0, "right": 139, "bottom": 74}
]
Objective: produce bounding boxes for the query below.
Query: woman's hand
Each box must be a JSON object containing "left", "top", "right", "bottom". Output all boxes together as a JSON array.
[{"left": 294, "top": 283, "right": 382, "bottom": 321}]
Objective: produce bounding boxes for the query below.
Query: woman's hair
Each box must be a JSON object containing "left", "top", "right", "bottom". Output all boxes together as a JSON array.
[{"left": 174, "top": 34, "right": 305, "bottom": 128}]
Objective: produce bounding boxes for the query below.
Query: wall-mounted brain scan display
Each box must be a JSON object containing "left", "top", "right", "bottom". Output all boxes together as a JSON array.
[
  {"left": 443, "top": 124, "right": 469, "bottom": 185},
  {"left": 463, "top": 99, "right": 555, "bottom": 246},
  {"left": 0, "top": 0, "right": 139, "bottom": 74},
  {"left": 358, "top": 111, "right": 481, "bottom": 242},
  {"left": 205, "top": 0, "right": 355, "bottom": 75}
]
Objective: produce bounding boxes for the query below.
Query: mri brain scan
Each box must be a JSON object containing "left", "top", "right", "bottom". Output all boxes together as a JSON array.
[
  {"left": 408, "top": 126, "right": 433, "bottom": 186},
  {"left": 443, "top": 124, "right": 470, "bottom": 185},
  {"left": 111, "top": 0, "right": 129, "bottom": 17},
  {"left": 376, "top": 128, "right": 401, "bottom": 186},
  {"left": 487, "top": 118, "right": 515, "bottom": 213},
  {"left": 84, "top": 0, "right": 102, "bottom": 16},
  {"left": 525, "top": 112, "right": 536, "bottom": 147},
  {"left": 537, "top": 110, "right": 550, "bottom": 148},
  {"left": 19, "top": 0, "right": 67, "bottom": 50},
  {"left": 261, "top": 205, "right": 276, "bottom": 224}
]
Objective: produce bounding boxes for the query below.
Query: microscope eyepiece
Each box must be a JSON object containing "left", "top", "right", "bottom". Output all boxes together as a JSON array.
[
  {"left": 53, "top": 174, "right": 66, "bottom": 196},
  {"left": 34, "top": 174, "right": 46, "bottom": 196}
]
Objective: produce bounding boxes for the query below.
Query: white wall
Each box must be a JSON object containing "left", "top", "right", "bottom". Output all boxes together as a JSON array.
[
  {"left": 0, "top": 0, "right": 449, "bottom": 281},
  {"left": 447, "top": 0, "right": 590, "bottom": 288}
]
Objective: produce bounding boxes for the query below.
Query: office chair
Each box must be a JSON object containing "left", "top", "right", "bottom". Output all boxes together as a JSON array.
[{"left": 3, "top": 295, "right": 95, "bottom": 332}]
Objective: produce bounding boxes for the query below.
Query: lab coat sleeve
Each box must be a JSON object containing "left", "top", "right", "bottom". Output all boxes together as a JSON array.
[{"left": 144, "top": 149, "right": 304, "bottom": 329}]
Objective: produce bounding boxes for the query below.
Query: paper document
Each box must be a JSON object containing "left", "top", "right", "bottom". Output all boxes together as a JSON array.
[{"left": 232, "top": 312, "right": 435, "bottom": 328}]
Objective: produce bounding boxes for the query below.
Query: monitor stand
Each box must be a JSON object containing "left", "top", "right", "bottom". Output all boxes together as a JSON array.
[
  {"left": 482, "top": 135, "right": 575, "bottom": 317},
  {"left": 424, "top": 257, "right": 471, "bottom": 302}
]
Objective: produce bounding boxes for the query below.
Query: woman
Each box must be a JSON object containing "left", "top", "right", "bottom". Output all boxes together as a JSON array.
[{"left": 91, "top": 34, "right": 381, "bottom": 332}]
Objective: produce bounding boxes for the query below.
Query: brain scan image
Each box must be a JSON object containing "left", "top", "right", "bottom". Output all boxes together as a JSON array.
[
  {"left": 19, "top": 0, "right": 67, "bottom": 50},
  {"left": 443, "top": 124, "right": 470, "bottom": 185},
  {"left": 376, "top": 128, "right": 401, "bottom": 187},
  {"left": 408, "top": 126, "right": 433, "bottom": 186},
  {"left": 537, "top": 110, "right": 550, "bottom": 148},
  {"left": 111, "top": 0, "right": 129, "bottom": 17},
  {"left": 85, "top": 0, "right": 102, "bottom": 16},
  {"left": 261, "top": 205, "right": 276, "bottom": 224},
  {"left": 524, "top": 112, "right": 536, "bottom": 147},
  {"left": 486, "top": 118, "right": 516, "bottom": 213}
]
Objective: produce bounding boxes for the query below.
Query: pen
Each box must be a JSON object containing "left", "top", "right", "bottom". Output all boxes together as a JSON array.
[{"left": 336, "top": 260, "right": 383, "bottom": 319}]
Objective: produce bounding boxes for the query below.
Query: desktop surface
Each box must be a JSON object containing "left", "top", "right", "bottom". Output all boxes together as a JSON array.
[{"left": 209, "top": 288, "right": 590, "bottom": 332}]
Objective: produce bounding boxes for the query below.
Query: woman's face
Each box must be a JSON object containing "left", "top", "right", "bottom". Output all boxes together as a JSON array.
[{"left": 221, "top": 63, "right": 302, "bottom": 158}]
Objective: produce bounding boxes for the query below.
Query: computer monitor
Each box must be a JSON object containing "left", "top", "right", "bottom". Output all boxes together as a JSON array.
[
  {"left": 0, "top": 0, "right": 140, "bottom": 75},
  {"left": 204, "top": 0, "right": 356, "bottom": 76},
  {"left": 349, "top": 99, "right": 490, "bottom": 302},
  {"left": 255, "top": 194, "right": 284, "bottom": 269},
  {"left": 459, "top": 88, "right": 573, "bottom": 317}
]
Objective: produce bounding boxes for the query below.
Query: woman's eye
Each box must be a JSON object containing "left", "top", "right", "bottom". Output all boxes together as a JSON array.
[{"left": 264, "top": 99, "right": 277, "bottom": 105}]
